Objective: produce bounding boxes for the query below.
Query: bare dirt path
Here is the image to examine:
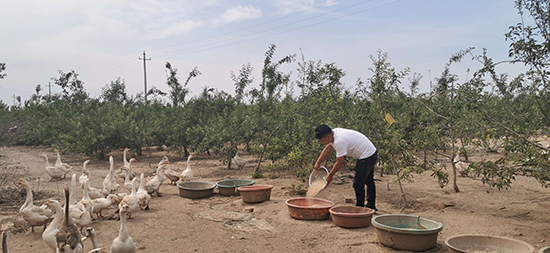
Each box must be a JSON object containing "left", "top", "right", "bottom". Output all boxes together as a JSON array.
[{"left": 0, "top": 146, "right": 549, "bottom": 252}]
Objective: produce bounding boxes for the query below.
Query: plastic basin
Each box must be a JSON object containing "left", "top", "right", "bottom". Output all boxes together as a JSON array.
[
  {"left": 371, "top": 214, "right": 443, "bottom": 251},
  {"left": 216, "top": 179, "right": 255, "bottom": 196},
  {"left": 329, "top": 206, "right": 375, "bottom": 228},
  {"left": 445, "top": 234, "right": 535, "bottom": 253},
  {"left": 177, "top": 181, "right": 216, "bottom": 199},
  {"left": 237, "top": 185, "right": 273, "bottom": 203},
  {"left": 540, "top": 246, "right": 550, "bottom": 253},
  {"left": 285, "top": 197, "right": 335, "bottom": 220}
]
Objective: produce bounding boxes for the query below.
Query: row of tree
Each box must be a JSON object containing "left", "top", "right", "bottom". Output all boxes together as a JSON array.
[{"left": 0, "top": 0, "right": 548, "bottom": 205}]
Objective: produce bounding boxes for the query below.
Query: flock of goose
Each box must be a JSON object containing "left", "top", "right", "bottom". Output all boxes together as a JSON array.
[{"left": 1, "top": 147, "right": 224, "bottom": 253}]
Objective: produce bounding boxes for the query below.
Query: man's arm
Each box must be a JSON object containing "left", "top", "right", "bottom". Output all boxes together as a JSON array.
[
  {"left": 326, "top": 156, "right": 345, "bottom": 183},
  {"left": 314, "top": 144, "right": 333, "bottom": 170}
]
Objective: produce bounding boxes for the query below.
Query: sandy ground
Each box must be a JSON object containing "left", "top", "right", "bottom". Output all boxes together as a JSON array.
[{"left": 0, "top": 146, "right": 549, "bottom": 253}]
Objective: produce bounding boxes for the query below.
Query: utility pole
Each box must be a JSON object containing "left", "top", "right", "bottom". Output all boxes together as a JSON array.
[
  {"left": 138, "top": 51, "right": 151, "bottom": 104},
  {"left": 12, "top": 94, "right": 16, "bottom": 106},
  {"left": 47, "top": 81, "right": 53, "bottom": 97}
]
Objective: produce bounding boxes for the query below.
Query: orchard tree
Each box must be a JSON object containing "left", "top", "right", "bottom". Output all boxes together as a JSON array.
[
  {"left": 51, "top": 70, "right": 88, "bottom": 104},
  {"left": 250, "top": 44, "right": 295, "bottom": 177},
  {"left": 0, "top": 62, "right": 6, "bottom": 79},
  {"left": 231, "top": 63, "right": 254, "bottom": 104},
  {"left": 101, "top": 77, "right": 128, "bottom": 104}
]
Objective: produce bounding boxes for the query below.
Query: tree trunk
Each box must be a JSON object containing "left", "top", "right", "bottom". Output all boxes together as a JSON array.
[{"left": 391, "top": 158, "right": 408, "bottom": 207}]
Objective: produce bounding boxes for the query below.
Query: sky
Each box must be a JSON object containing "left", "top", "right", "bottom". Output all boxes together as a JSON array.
[{"left": 0, "top": 0, "right": 528, "bottom": 106}]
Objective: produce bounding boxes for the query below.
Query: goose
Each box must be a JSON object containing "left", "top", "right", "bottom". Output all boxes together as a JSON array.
[
  {"left": 159, "top": 157, "right": 179, "bottom": 185},
  {"left": 2, "top": 230, "right": 10, "bottom": 253},
  {"left": 180, "top": 155, "right": 193, "bottom": 182},
  {"left": 54, "top": 148, "right": 73, "bottom": 177},
  {"left": 233, "top": 152, "right": 245, "bottom": 169},
  {"left": 69, "top": 174, "right": 79, "bottom": 206},
  {"left": 79, "top": 179, "right": 94, "bottom": 214},
  {"left": 136, "top": 173, "right": 151, "bottom": 210},
  {"left": 69, "top": 178, "right": 93, "bottom": 230},
  {"left": 102, "top": 156, "right": 117, "bottom": 196},
  {"left": 79, "top": 160, "right": 91, "bottom": 188},
  {"left": 43, "top": 199, "right": 63, "bottom": 252},
  {"left": 83, "top": 227, "right": 99, "bottom": 252},
  {"left": 84, "top": 179, "right": 103, "bottom": 200},
  {"left": 123, "top": 148, "right": 131, "bottom": 169},
  {"left": 17, "top": 178, "right": 51, "bottom": 233},
  {"left": 41, "top": 154, "right": 65, "bottom": 181},
  {"left": 115, "top": 149, "right": 135, "bottom": 182},
  {"left": 56, "top": 184, "right": 83, "bottom": 253},
  {"left": 123, "top": 158, "right": 137, "bottom": 193},
  {"left": 146, "top": 164, "right": 166, "bottom": 197},
  {"left": 111, "top": 204, "right": 137, "bottom": 253},
  {"left": 112, "top": 185, "right": 127, "bottom": 206},
  {"left": 91, "top": 194, "right": 115, "bottom": 220},
  {"left": 118, "top": 178, "right": 139, "bottom": 219}
]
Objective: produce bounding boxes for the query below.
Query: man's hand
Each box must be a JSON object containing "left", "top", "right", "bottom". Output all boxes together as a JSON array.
[
  {"left": 313, "top": 164, "right": 320, "bottom": 170},
  {"left": 326, "top": 173, "right": 333, "bottom": 184}
]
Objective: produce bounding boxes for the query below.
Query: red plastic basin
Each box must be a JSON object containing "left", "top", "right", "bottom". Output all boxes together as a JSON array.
[
  {"left": 238, "top": 185, "right": 273, "bottom": 203},
  {"left": 285, "top": 197, "right": 335, "bottom": 220},
  {"left": 329, "top": 206, "right": 375, "bottom": 228}
]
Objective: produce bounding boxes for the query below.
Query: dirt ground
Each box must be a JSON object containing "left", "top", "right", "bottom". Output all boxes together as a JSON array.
[{"left": 0, "top": 145, "right": 549, "bottom": 253}]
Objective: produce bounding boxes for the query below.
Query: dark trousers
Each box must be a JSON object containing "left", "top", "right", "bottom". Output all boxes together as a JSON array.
[{"left": 353, "top": 151, "right": 378, "bottom": 208}]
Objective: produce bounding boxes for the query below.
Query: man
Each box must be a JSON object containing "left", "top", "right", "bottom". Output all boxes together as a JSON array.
[{"left": 313, "top": 124, "right": 378, "bottom": 211}]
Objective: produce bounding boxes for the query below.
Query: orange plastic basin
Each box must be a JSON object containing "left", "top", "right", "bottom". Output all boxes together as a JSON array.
[
  {"left": 329, "top": 206, "right": 375, "bottom": 228},
  {"left": 238, "top": 185, "right": 273, "bottom": 203},
  {"left": 285, "top": 197, "right": 335, "bottom": 220}
]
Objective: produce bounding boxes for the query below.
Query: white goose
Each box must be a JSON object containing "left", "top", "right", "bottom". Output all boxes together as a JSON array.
[
  {"left": 146, "top": 164, "right": 166, "bottom": 197},
  {"left": 111, "top": 205, "right": 137, "bottom": 253},
  {"left": 41, "top": 154, "right": 64, "bottom": 181},
  {"left": 83, "top": 228, "right": 100, "bottom": 252},
  {"left": 79, "top": 160, "right": 91, "bottom": 188},
  {"left": 180, "top": 155, "right": 194, "bottom": 182},
  {"left": 123, "top": 158, "right": 136, "bottom": 193},
  {"left": 123, "top": 148, "right": 131, "bottom": 169},
  {"left": 17, "top": 178, "right": 51, "bottom": 233},
  {"left": 84, "top": 179, "right": 103, "bottom": 200},
  {"left": 42, "top": 199, "right": 63, "bottom": 252},
  {"left": 136, "top": 173, "right": 151, "bottom": 210},
  {"left": 115, "top": 149, "right": 135, "bottom": 182},
  {"left": 69, "top": 177, "right": 92, "bottom": 230},
  {"left": 112, "top": 184, "right": 127, "bottom": 206},
  {"left": 103, "top": 156, "right": 117, "bottom": 196},
  {"left": 233, "top": 152, "right": 245, "bottom": 169},
  {"left": 118, "top": 178, "right": 139, "bottom": 219},
  {"left": 54, "top": 148, "right": 73, "bottom": 176},
  {"left": 160, "top": 157, "right": 179, "bottom": 185},
  {"left": 91, "top": 194, "right": 115, "bottom": 220}
]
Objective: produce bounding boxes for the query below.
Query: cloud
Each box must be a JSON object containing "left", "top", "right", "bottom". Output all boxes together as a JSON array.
[
  {"left": 211, "top": 5, "right": 262, "bottom": 27},
  {"left": 155, "top": 20, "right": 203, "bottom": 39},
  {"left": 272, "top": 0, "right": 314, "bottom": 14}
]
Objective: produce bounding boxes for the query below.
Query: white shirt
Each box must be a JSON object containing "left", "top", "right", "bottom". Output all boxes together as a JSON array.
[{"left": 330, "top": 128, "right": 376, "bottom": 159}]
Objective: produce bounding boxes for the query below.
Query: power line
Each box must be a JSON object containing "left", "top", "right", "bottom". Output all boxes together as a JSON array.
[
  {"left": 154, "top": 0, "right": 376, "bottom": 58},
  {"left": 155, "top": 0, "right": 403, "bottom": 58},
  {"left": 83, "top": 61, "right": 141, "bottom": 83},
  {"left": 149, "top": 0, "right": 347, "bottom": 52},
  {"left": 80, "top": 1, "right": 350, "bottom": 81},
  {"left": 81, "top": 53, "right": 141, "bottom": 79}
]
